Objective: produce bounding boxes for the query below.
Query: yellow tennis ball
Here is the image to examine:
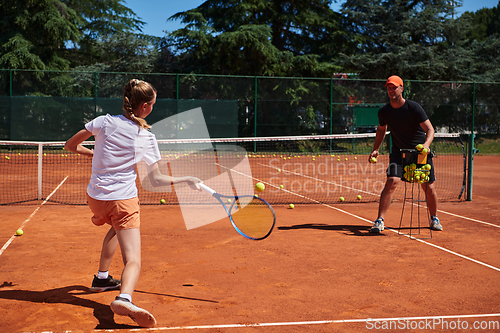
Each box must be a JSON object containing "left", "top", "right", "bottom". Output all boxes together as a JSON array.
[
  {"left": 227, "top": 199, "right": 232, "bottom": 203},
  {"left": 369, "top": 156, "right": 377, "bottom": 163},
  {"left": 421, "top": 148, "right": 428, "bottom": 155},
  {"left": 289, "top": 204, "right": 294, "bottom": 209},
  {"left": 280, "top": 184, "right": 284, "bottom": 189},
  {"left": 416, "top": 144, "right": 424, "bottom": 151},
  {"left": 339, "top": 196, "right": 345, "bottom": 202},
  {"left": 5, "top": 156, "right": 10, "bottom": 160},
  {"left": 16, "top": 229, "right": 23, "bottom": 236},
  {"left": 160, "top": 199, "right": 166, "bottom": 204},
  {"left": 357, "top": 195, "right": 362, "bottom": 200},
  {"left": 255, "top": 182, "right": 265, "bottom": 192}
]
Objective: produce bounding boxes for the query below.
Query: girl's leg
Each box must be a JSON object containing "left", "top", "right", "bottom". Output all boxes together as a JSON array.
[
  {"left": 98, "top": 227, "right": 118, "bottom": 272},
  {"left": 116, "top": 228, "right": 141, "bottom": 297},
  {"left": 110, "top": 228, "right": 155, "bottom": 328}
]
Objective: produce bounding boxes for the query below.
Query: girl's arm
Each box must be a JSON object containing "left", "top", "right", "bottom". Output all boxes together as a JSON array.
[
  {"left": 65, "top": 129, "right": 94, "bottom": 157},
  {"left": 146, "top": 162, "right": 201, "bottom": 190}
]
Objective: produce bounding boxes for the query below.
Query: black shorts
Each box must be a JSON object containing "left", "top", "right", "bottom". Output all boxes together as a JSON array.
[{"left": 387, "top": 152, "right": 436, "bottom": 182}]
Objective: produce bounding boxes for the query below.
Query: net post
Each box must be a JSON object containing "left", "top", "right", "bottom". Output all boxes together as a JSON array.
[
  {"left": 38, "top": 143, "right": 43, "bottom": 200},
  {"left": 466, "top": 82, "right": 476, "bottom": 202},
  {"left": 254, "top": 76, "right": 258, "bottom": 152},
  {"left": 466, "top": 133, "right": 474, "bottom": 201}
]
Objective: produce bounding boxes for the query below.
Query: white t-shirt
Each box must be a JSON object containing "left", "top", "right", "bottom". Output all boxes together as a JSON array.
[{"left": 85, "top": 114, "right": 161, "bottom": 201}]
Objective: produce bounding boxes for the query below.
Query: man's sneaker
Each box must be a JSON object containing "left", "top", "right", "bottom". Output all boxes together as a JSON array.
[
  {"left": 90, "top": 275, "right": 121, "bottom": 292},
  {"left": 110, "top": 296, "right": 157, "bottom": 328},
  {"left": 430, "top": 216, "right": 443, "bottom": 231},
  {"left": 370, "top": 218, "right": 384, "bottom": 233}
]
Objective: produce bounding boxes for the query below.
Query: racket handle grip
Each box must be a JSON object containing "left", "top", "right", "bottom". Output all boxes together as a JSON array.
[{"left": 199, "top": 183, "right": 216, "bottom": 196}]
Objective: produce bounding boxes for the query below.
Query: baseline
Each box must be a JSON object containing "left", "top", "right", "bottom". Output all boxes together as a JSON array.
[{"left": 99, "top": 313, "right": 500, "bottom": 331}]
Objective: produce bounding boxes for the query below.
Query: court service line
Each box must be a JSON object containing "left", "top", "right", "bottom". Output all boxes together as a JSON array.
[
  {"left": 98, "top": 313, "right": 500, "bottom": 331},
  {"left": 0, "top": 176, "right": 69, "bottom": 257},
  {"left": 437, "top": 209, "right": 500, "bottom": 228},
  {"left": 258, "top": 162, "right": 500, "bottom": 229},
  {"left": 223, "top": 164, "right": 500, "bottom": 272},
  {"left": 259, "top": 162, "right": 381, "bottom": 197}
]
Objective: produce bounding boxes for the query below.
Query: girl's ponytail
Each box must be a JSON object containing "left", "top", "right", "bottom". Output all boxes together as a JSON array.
[{"left": 122, "top": 79, "right": 156, "bottom": 129}]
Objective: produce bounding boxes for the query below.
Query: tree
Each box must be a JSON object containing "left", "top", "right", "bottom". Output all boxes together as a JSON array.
[
  {"left": 338, "top": 0, "right": 474, "bottom": 81},
  {"left": 460, "top": 2, "right": 500, "bottom": 42},
  {"left": 160, "top": 0, "right": 349, "bottom": 77},
  {"left": 65, "top": 0, "right": 152, "bottom": 68},
  {"left": 0, "top": 0, "right": 151, "bottom": 70},
  {"left": 457, "top": 2, "right": 500, "bottom": 81},
  {"left": 0, "top": 0, "right": 81, "bottom": 70}
]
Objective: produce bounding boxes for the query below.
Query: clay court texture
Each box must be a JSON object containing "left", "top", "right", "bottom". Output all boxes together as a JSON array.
[{"left": 0, "top": 155, "right": 499, "bottom": 332}]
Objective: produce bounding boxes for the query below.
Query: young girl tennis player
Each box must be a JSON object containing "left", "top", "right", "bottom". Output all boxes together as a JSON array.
[{"left": 65, "top": 79, "right": 201, "bottom": 328}]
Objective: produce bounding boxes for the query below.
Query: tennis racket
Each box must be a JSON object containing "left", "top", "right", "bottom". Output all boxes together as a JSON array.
[{"left": 199, "top": 183, "right": 276, "bottom": 240}]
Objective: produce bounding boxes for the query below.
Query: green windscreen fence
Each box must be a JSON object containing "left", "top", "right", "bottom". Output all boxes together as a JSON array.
[
  {"left": 7, "top": 97, "right": 237, "bottom": 141},
  {"left": 352, "top": 106, "right": 381, "bottom": 131}
]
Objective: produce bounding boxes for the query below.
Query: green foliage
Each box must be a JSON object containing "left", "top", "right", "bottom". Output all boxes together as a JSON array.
[
  {"left": 0, "top": 0, "right": 154, "bottom": 71},
  {"left": 338, "top": 0, "right": 470, "bottom": 81},
  {"left": 0, "top": 0, "right": 81, "bottom": 70},
  {"left": 162, "top": 0, "right": 344, "bottom": 77}
]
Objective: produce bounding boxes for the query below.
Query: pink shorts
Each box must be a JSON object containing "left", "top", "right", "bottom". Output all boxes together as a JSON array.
[{"left": 86, "top": 194, "right": 140, "bottom": 230}]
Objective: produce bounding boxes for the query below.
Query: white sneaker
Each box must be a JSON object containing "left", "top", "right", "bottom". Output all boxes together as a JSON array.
[
  {"left": 430, "top": 216, "right": 443, "bottom": 231},
  {"left": 370, "top": 218, "right": 385, "bottom": 233},
  {"left": 110, "top": 296, "right": 157, "bottom": 328}
]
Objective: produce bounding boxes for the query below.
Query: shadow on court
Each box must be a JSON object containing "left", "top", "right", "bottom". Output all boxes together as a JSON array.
[
  {"left": 135, "top": 289, "right": 219, "bottom": 303},
  {"left": 278, "top": 223, "right": 384, "bottom": 236},
  {"left": 0, "top": 284, "right": 135, "bottom": 330}
]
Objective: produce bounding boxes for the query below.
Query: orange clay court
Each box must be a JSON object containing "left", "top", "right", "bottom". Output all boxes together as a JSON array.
[{"left": 0, "top": 155, "right": 499, "bottom": 332}]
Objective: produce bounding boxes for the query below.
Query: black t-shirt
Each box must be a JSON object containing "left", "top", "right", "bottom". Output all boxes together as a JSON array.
[{"left": 378, "top": 100, "right": 428, "bottom": 155}]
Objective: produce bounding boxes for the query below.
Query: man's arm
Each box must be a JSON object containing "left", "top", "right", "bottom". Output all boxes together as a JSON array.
[
  {"left": 419, "top": 119, "right": 435, "bottom": 151},
  {"left": 369, "top": 124, "right": 387, "bottom": 161}
]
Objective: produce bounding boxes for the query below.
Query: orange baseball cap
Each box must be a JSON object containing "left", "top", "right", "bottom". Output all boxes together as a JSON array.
[{"left": 385, "top": 75, "right": 403, "bottom": 87}]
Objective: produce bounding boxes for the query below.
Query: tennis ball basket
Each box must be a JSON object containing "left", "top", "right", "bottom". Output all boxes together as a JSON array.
[{"left": 401, "top": 149, "right": 432, "bottom": 183}]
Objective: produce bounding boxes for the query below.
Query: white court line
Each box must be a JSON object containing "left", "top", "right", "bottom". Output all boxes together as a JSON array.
[
  {"left": 259, "top": 162, "right": 500, "bottom": 228},
  {"left": 95, "top": 313, "right": 500, "bottom": 331},
  {"left": 437, "top": 209, "right": 500, "bottom": 228},
  {"left": 0, "top": 176, "right": 68, "bottom": 257},
  {"left": 260, "top": 161, "right": 381, "bottom": 197},
  {"left": 222, "top": 164, "right": 500, "bottom": 273}
]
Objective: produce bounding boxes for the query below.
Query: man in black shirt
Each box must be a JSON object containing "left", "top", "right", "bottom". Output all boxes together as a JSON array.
[{"left": 368, "top": 75, "right": 442, "bottom": 233}]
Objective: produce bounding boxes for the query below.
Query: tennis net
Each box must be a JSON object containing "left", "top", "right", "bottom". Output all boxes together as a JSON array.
[{"left": 0, "top": 133, "right": 465, "bottom": 205}]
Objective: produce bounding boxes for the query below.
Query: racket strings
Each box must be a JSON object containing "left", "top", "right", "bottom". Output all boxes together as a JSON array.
[{"left": 230, "top": 198, "right": 275, "bottom": 239}]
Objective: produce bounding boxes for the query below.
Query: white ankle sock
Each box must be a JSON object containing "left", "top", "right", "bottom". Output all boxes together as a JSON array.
[
  {"left": 119, "top": 293, "right": 132, "bottom": 302},
  {"left": 97, "top": 271, "right": 109, "bottom": 279}
]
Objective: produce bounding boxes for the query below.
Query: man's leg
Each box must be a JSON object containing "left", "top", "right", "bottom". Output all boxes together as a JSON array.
[
  {"left": 422, "top": 182, "right": 437, "bottom": 216},
  {"left": 378, "top": 177, "right": 401, "bottom": 219},
  {"left": 422, "top": 182, "right": 442, "bottom": 230},
  {"left": 371, "top": 176, "right": 400, "bottom": 233}
]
